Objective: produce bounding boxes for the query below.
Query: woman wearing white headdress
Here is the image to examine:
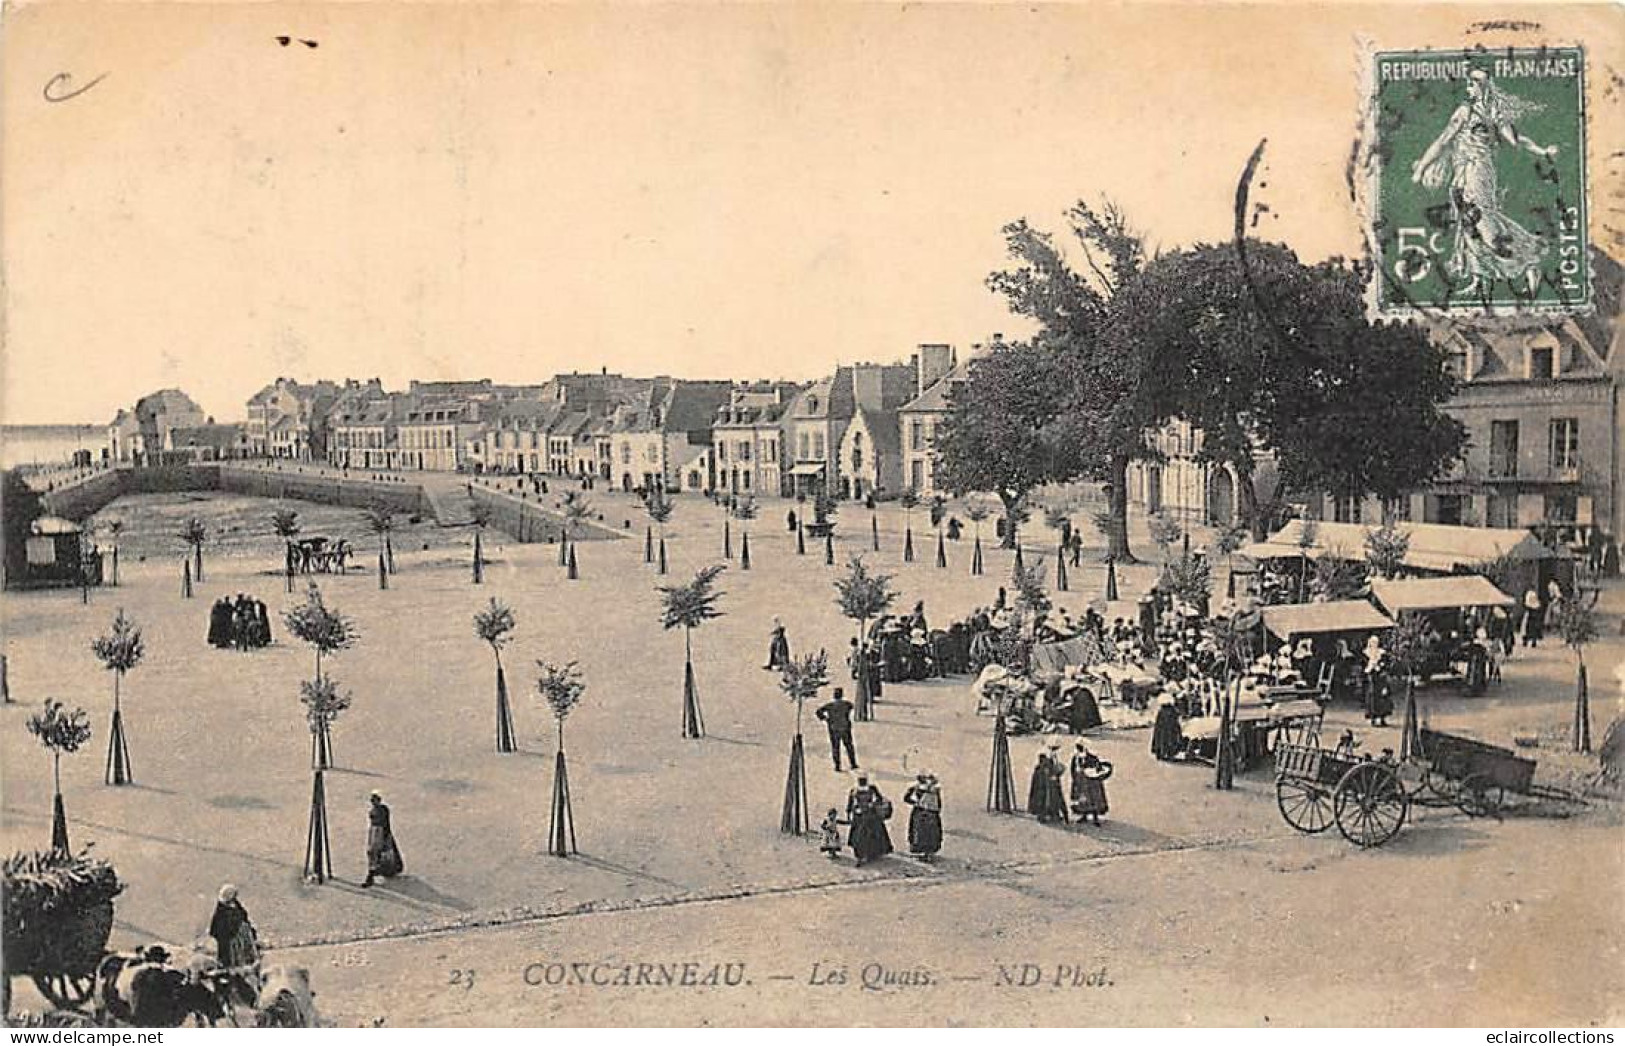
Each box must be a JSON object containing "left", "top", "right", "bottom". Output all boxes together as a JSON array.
[{"left": 1410, "top": 69, "right": 1559, "bottom": 297}]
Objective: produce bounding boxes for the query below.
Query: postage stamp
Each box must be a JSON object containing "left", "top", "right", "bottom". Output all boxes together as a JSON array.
[{"left": 1369, "top": 46, "right": 1589, "bottom": 316}]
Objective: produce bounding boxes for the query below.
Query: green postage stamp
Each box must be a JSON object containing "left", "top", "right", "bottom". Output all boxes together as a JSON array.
[{"left": 1370, "top": 46, "right": 1589, "bottom": 316}]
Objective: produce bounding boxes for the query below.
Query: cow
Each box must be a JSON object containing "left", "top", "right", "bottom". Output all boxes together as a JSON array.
[
  {"left": 93, "top": 947, "right": 256, "bottom": 1028},
  {"left": 254, "top": 966, "right": 319, "bottom": 1028}
]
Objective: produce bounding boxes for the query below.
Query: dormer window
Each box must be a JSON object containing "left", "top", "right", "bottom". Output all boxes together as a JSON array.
[{"left": 806, "top": 396, "right": 818, "bottom": 414}]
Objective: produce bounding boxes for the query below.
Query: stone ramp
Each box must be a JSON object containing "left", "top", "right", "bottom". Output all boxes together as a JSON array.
[{"left": 419, "top": 478, "right": 479, "bottom": 527}]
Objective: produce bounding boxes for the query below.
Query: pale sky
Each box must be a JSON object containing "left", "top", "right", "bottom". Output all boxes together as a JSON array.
[{"left": 3, "top": 2, "right": 1620, "bottom": 424}]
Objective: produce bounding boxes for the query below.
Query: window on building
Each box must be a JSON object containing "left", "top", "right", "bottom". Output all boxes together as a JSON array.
[
  {"left": 910, "top": 460, "right": 925, "bottom": 491},
  {"left": 1544, "top": 493, "right": 1577, "bottom": 523},
  {"left": 1489, "top": 420, "right": 1519, "bottom": 477},
  {"left": 1549, "top": 418, "right": 1579, "bottom": 471},
  {"left": 798, "top": 433, "right": 810, "bottom": 459},
  {"left": 646, "top": 445, "right": 659, "bottom": 464},
  {"left": 911, "top": 420, "right": 924, "bottom": 451},
  {"left": 621, "top": 445, "right": 631, "bottom": 464},
  {"left": 1530, "top": 347, "right": 1554, "bottom": 382},
  {"left": 718, "top": 443, "right": 727, "bottom": 462},
  {"left": 1431, "top": 494, "right": 1464, "bottom": 526},
  {"left": 1333, "top": 496, "right": 1363, "bottom": 524},
  {"left": 743, "top": 473, "right": 751, "bottom": 490},
  {"left": 813, "top": 433, "right": 825, "bottom": 458}
]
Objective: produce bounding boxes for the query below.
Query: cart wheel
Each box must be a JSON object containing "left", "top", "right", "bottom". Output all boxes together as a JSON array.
[
  {"left": 1457, "top": 773, "right": 1504, "bottom": 819},
  {"left": 1334, "top": 761, "right": 1410, "bottom": 848},
  {"left": 1275, "top": 778, "right": 1335, "bottom": 834},
  {"left": 31, "top": 972, "right": 95, "bottom": 1009},
  {"left": 1421, "top": 768, "right": 1460, "bottom": 803}
]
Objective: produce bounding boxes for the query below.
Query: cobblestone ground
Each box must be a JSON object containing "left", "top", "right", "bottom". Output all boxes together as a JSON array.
[{"left": 3, "top": 487, "right": 1620, "bottom": 1024}]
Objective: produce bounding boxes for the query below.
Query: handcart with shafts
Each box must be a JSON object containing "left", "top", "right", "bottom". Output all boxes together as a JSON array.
[{"left": 1273, "top": 740, "right": 1410, "bottom": 847}]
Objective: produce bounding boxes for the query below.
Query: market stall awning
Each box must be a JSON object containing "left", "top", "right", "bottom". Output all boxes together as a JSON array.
[
  {"left": 1262, "top": 600, "right": 1394, "bottom": 639},
  {"left": 788, "top": 463, "right": 826, "bottom": 476},
  {"left": 1241, "top": 520, "right": 1565, "bottom": 573},
  {"left": 1370, "top": 576, "right": 1515, "bottom": 614}
]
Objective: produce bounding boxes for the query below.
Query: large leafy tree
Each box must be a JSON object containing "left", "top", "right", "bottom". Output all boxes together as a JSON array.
[
  {"left": 932, "top": 340, "right": 1085, "bottom": 550},
  {"left": 1, "top": 470, "right": 46, "bottom": 588},
  {"left": 982, "top": 202, "right": 1154, "bottom": 560},
  {"left": 1114, "top": 242, "right": 1466, "bottom": 539}
]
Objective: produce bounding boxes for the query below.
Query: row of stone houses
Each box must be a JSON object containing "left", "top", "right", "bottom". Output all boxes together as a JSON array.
[
  {"left": 105, "top": 389, "right": 249, "bottom": 464},
  {"left": 226, "top": 342, "right": 977, "bottom": 498}
]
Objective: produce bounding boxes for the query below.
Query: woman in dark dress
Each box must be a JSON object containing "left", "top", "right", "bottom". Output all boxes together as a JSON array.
[
  {"left": 1069, "top": 742, "right": 1111, "bottom": 825},
  {"left": 1028, "top": 745, "right": 1069, "bottom": 823},
  {"left": 209, "top": 884, "right": 259, "bottom": 971},
  {"left": 1150, "top": 690, "right": 1184, "bottom": 760},
  {"left": 903, "top": 773, "right": 943, "bottom": 859},
  {"left": 362, "top": 790, "right": 404, "bottom": 887},
  {"left": 207, "top": 599, "right": 232, "bottom": 648},
  {"left": 846, "top": 776, "right": 894, "bottom": 866},
  {"left": 764, "top": 617, "right": 791, "bottom": 670}
]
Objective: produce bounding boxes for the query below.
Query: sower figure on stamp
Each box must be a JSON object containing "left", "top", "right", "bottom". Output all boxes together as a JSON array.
[
  {"left": 816, "top": 686, "right": 858, "bottom": 772},
  {"left": 1410, "top": 69, "right": 1558, "bottom": 298}
]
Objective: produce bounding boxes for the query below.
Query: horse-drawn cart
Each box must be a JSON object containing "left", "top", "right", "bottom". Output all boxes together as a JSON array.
[
  {"left": 2, "top": 850, "right": 122, "bottom": 1013},
  {"left": 1273, "top": 742, "right": 1410, "bottom": 847}
]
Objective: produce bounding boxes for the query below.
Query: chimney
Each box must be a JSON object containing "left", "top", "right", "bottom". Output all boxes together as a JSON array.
[{"left": 916, "top": 343, "right": 954, "bottom": 395}]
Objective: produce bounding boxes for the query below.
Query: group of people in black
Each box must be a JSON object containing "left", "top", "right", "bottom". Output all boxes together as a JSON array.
[
  {"left": 207, "top": 594, "right": 273, "bottom": 651},
  {"left": 1028, "top": 740, "right": 1112, "bottom": 826}
]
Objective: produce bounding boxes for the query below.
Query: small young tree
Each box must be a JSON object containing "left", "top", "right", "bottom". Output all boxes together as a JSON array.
[
  {"left": 27, "top": 699, "right": 92, "bottom": 852},
  {"left": 362, "top": 504, "right": 397, "bottom": 575},
  {"left": 474, "top": 597, "right": 518, "bottom": 752},
  {"left": 179, "top": 517, "right": 208, "bottom": 582},
  {"left": 272, "top": 508, "right": 301, "bottom": 546},
  {"left": 833, "top": 556, "right": 897, "bottom": 722},
  {"left": 1388, "top": 613, "right": 1437, "bottom": 760},
  {"left": 536, "top": 660, "right": 586, "bottom": 856},
  {"left": 733, "top": 496, "right": 757, "bottom": 570},
  {"left": 1147, "top": 512, "right": 1183, "bottom": 563},
  {"left": 1161, "top": 553, "right": 1212, "bottom": 611},
  {"left": 470, "top": 502, "right": 492, "bottom": 584},
  {"left": 1364, "top": 522, "right": 1411, "bottom": 581},
  {"left": 91, "top": 609, "right": 144, "bottom": 786},
  {"left": 283, "top": 582, "right": 358, "bottom": 684},
  {"left": 965, "top": 499, "right": 991, "bottom": 575},
  {"left": 1011, "top": 558, "right": 1051, "bottom": 620},
  {"left": 1553, "top": 598, "right": 1599, "bottom": 753},
  {"left": 646, "top": 488, "right": 675, "bottom": 575},
  {"left": 299, "top": 676, "right": 352, "bottom": 771},
  {"left": 777, "top": 650, "right": 830, "bottom": 835},
  {"left": 899, "top": 488, "right": 919, "bottom": 562},
  {"left": 1214, "top": 522, "right": 1248, "bottom": 597},
  {"left": 1310, "top": 549, "right": 1367, "bottom": 602},
  {"left": 104, "top": 518, "right": 125, "bottom": 587},
  {"left": 659, "top": 565, "right": 727, "bottom": 739},
  {"left": 1294, "top": 518, "right": 1321, "bottom": 602},
  {"left": 563, "top": 498, "right": 592, "bottom": 579}
]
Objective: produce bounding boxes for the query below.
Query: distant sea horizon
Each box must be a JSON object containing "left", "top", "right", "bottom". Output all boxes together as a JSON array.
[{"left": 2, "top": 423, "right": 108, "bottom": 468}]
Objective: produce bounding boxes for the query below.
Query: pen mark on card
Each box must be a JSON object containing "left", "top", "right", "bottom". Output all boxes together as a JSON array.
[{"left": 43, "top": 72, "right": 107, "bottom": 104}]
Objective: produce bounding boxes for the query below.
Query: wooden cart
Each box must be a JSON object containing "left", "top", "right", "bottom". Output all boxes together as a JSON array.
[
  {"left": 1273, "top": 742, "right": 1410, "bottom": 848},
  {"left": 1415, "top": 728, "right": 1538, "bottom": 818}
]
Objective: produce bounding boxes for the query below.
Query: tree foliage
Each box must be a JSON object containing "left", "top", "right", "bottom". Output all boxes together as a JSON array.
[
  {"left": 1161, "top": 554, "right": 1212, "bottom": 607},
  {"left": 778, "top": 650, "right": 831, "bottom": 709},
  {"left": 179, "top": 517, "right": 208, "bottom": 551},
  {"left": 1011, "top": 560, "right": 1051, "bottom": 618},
  {"left": 658, "top": 564, "right": 727, "bottom": 633},
  {"left": 1553, "top": 599, "right": 1598, "bottom": 661},
  {"left": 27, "top": 699, "right": 92, "bottom": 757},
  {"left": 1364, "top": 522, "right": 1411, "bottom": 580},
  {"left": 299, "top": 676, "right": 352, "bottom": 734},
  {"left": 283, "top": 582, "right": 358, "bottom": 672},
  {"left": 1113, "top": 242, "right": 1466, "bottom": 537},
  {"left": 473, "top": 597, "right": 516, "bottom": 653},
  {"left": 1147, "top": 512, "right": 1183, "bottom": 554},
  {"left": 834, "top": 556, "right": 897, "bottom": 626},
  {"left": 362, "top": 504, "right": 396, "bottom": 535},
  {"left": 535, "top": 660, "right": 586, "bottom": 724},
  {"left": 645, "top": 488, "right": 675, "bottom": 527},
  {"left": 272, "top": 509, "right": 301, "bottom": 540},
  {"left": 933, "top": 340, "right": 1088, "bottom": 547},
  {"left": 91, "top": 609, "right": 145, "bottom": 675}
]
